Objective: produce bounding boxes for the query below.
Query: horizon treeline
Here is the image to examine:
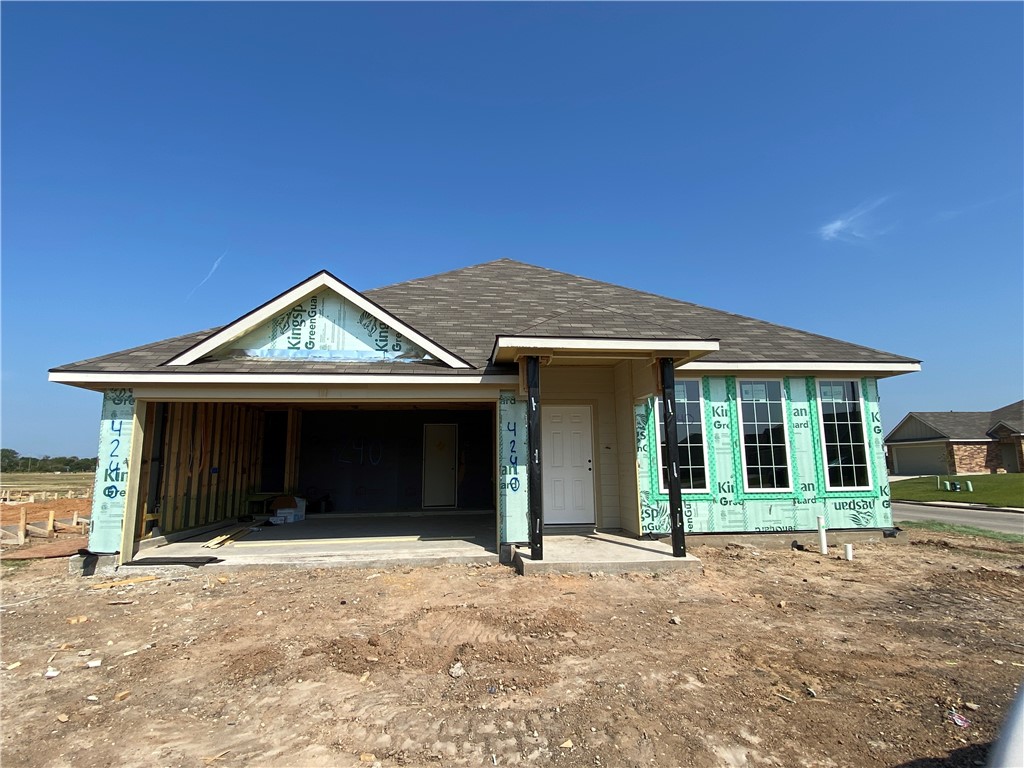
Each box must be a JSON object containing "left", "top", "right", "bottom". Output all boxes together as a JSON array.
[{"left": 1, "top": 449, "right": 97, "bottom": 473}]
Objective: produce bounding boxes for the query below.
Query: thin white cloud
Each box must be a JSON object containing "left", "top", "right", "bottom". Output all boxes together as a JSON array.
[
  {"left": 186, "top": 250, "right": 228, "bottom": 300},
  {"left": 933, "top": 190, "right": 1018, "bottom": 222},
  {"left": 819, "top": 197, "right": 890, "bottom": 242}
]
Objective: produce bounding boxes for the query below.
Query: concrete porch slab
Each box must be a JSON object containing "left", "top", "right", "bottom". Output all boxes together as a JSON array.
[{"left": 513, "top": 531, "right": 703, "bottom": 575}]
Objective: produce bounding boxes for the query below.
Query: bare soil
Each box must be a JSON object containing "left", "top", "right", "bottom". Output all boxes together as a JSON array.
[
  {"left": 1, "top": 499, "right": 91, "bottom": 527},
  {"left": 1, "top": 531, "right": 1022, "bottom": 768}
]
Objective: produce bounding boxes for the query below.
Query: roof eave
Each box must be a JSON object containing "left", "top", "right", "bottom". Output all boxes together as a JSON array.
[{"left": 684, "top": 360, "right": 921, "bottom": 378}]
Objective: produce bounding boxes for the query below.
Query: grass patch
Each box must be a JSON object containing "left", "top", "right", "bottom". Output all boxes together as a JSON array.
[
  {"left": 891, "top": 473, "right": 1024, "bottom": 507},
  {"left": 895, "top": 518, "right": 1024, "bottom": 544},
  {"left": 0, "top": 472, "right": 94, "bottom": 494},
  {"left": 0, "top": 558, "right": 32, "bottom": 570}
]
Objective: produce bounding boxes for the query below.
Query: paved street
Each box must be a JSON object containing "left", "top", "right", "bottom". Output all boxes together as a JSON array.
[{"left": 891, "top": 502, "right": 1024, "bottom": 535}]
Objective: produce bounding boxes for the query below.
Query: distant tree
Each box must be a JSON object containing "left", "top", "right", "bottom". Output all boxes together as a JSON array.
[
  {"left": 0, "top": 449, "right": 97, "bottom": 473},
  {"left": 0, "top": 448, "right": 20, "bottom": 473}
]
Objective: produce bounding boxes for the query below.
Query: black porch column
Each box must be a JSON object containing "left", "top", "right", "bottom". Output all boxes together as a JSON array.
[
  {"left": 659, "top": 357, "right": 687, "bottom": 558},
  {"left": 526, "top": 355, "right": 543, "bottom": 561}
]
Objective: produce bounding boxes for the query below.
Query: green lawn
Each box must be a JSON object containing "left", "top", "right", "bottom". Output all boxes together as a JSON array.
[{"left": 890, "top": 473, "right": 1024, "bottom": 508}]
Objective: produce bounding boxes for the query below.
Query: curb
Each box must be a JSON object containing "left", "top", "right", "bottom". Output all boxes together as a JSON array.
[{"left": 891, "top": 499, "right": 1024, "bottom": 515}]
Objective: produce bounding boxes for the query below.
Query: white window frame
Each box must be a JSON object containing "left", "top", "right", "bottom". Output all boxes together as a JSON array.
[
  {"left": 815, "top": 379, "right": 874, "bottom": 492},
  {"left": 736, "top": 379, "right": 793, "bottom": 493},
  {"left": 654, "top": 379, "right": 709, "bottom": 495}
]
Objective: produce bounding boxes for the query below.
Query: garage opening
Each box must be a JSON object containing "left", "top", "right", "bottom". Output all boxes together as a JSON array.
[
  {"left": 296, "top": 405, "right": 495, "bottom": 515},
  {"left": 137, "top": 401, "right": 498, "bottom": 560}
]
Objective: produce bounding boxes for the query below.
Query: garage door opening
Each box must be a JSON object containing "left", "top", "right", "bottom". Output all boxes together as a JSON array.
[{"left": 296, "top": 405, "right": 495, "bottom": 516}]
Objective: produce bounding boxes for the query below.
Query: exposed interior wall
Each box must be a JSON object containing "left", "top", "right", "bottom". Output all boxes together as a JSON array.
[
  {"left": 295, "top": 406, "right": 494, "bottom": 512},
  {"left": 141, "top": 402, "right": 262, "bottom": 536},
  {"left": 539, "top": 366, "right": 620, "bottom": 529}
]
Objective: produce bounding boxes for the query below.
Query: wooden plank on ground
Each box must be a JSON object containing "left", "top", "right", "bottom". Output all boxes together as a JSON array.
[
  {"left": 89, "top": 575, "right": 159, "bottom": 589},
  {"left": 202, "top": 526, "right": 252, "bottom": 549}
]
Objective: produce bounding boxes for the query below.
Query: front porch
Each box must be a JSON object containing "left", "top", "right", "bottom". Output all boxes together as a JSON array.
[{"left": 513, "top": 530, "right": 704, "bottom": 575}]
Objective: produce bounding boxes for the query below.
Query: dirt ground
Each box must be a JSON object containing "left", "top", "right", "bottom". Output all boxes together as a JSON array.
[
  {"left": 1, "top": 530, "right": 1022, "bottom": 768},
  {"left": 0, "top": 499, "right": 91, "bottom": 527}
]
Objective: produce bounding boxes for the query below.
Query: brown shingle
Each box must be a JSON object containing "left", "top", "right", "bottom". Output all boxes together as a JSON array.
[{"left": 51, "top": 259, "right": 918, "bottom": 375}]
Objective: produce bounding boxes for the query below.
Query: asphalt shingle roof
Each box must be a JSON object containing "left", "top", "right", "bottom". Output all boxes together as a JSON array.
[
  {"left": 52, "top": 259, "right": 919, "bottom": 375},
  {"left": 989, "top": 400, "right": 1024, "bottom": 433},
  {"left": 902, "top": 400, "right": 1024, "bottom": 440},
  {"left": 909, "top": 412, "right": 996, "bottom": 440}
]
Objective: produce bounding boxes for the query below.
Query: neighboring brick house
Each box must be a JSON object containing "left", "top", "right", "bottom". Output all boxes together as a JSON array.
[{"left": 885, "top": 400, "right": 1024, "bottom": 475}]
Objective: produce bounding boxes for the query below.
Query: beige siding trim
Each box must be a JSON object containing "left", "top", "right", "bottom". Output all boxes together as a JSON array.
[{"left": 614, "top": 361, "right": 642, "bottom": 536}]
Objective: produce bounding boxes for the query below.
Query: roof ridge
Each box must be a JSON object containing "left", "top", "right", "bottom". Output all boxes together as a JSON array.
[{"left": 368, "top": 258, "right": 524, "bottom": 292}]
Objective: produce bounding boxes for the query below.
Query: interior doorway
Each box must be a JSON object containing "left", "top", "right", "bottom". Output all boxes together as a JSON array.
[{"left": 423, "top": 423, "right": 458, "bottom": 507}]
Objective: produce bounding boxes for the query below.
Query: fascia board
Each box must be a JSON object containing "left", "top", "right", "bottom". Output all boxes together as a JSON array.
[
  {"left": 166, "top": 271, "right": 471, "bottom": 369},
  {"left": 492, "top": 335, "right": 720, "bottom": 362},
  {"left": 49, "top": 371, "right": 516, "bottom": 386},
  {"left": 683, "top": 361, "right": 922, "bottom": 376}
]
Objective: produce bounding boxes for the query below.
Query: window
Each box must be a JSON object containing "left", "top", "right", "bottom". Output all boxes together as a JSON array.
[
  {"left": 655, "top": 379, "right": 707, "bottom": 492},
  {"left": 738, "top": 380, "right": 791, "bottom": 491},
  {"left": 817, "top": 380, "right": 871, "bottom": 489}
]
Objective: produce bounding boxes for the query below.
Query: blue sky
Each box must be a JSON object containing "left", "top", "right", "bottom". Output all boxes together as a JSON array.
[{"left": 2, "top": 2, "right": 1022, "bottom": 457}]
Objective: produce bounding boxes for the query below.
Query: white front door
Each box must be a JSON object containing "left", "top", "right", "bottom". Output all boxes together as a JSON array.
[{"left": 542, "top": 405, "right": 595, "bottom": 525}]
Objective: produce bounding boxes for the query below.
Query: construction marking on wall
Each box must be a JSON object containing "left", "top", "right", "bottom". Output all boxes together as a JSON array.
[
  {"left": 220, "top": 290, "right": 432, "bottom": 362},
  {"left": 636, "top": 376, "right": 894, "bottom": 535},
  {"left": 89, "top": 388, "right": 136, "bottom": 554},
  {"left": 498, "top": 391, "right": 530, "bottom": 544}
]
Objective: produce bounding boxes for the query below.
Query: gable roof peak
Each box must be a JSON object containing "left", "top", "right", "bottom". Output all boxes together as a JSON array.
[{"left": 165, "top": 269, "right": 471, "bottom": 369}]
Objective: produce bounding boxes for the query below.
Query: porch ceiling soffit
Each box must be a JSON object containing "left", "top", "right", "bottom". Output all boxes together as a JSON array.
[
  {"left": 493, "top": 336, "right": 720, "bottom": 365},
  {"left": 165, "top": 270, "right": 472, "bottom": 369}
]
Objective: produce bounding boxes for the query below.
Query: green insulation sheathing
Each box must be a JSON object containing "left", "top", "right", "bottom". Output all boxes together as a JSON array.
[
  {"left": 88, "top": 389, "right": 136, "bottom": 554},
  {"left": 634, "top": 376, "right": 893, "bottom": 535},
  {"left": 498, "top": 391, "right": 530, "bottom": 543}
]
